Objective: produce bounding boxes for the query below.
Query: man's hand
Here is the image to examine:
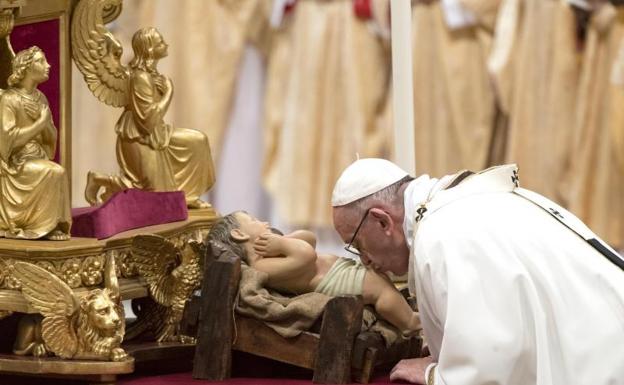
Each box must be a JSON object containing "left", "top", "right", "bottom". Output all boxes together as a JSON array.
[
  {"left": 389, "top": 356, "right": 434, "bottom": 384},
  {"left": 253, "top": 232, "right": 283, "bottom": 257}
]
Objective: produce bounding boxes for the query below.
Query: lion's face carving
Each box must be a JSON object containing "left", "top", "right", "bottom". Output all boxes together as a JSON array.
[
  {"left": 85, "top": 290, "right": 121, "bottom": 333},
  {"left": 77, "top": 288, "right": 125, "bottom": 357},
  {"left": 13, "top": 257, "right": 128, "bottom": 361}
]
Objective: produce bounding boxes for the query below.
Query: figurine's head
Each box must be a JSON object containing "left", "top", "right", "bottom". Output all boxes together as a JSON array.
[
  {"left": 8, "top": 46, "right": 50, "bottom": 87},
  {"left": 206, "top": 211, "right": 272, "bottom": 264},
  {"left": 129, "top": 27, "right": 168, "bottom": 71},
  {"left": 80, "top": 288, "right": 122, "bottom": 336}
]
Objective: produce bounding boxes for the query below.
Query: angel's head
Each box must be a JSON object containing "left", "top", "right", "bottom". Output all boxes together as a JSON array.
[
  {"left": 129, "top": 27, "right": 168, "bottom": 71},
  {"left": 8, "top": 46, "right": 50, "bottom": 87}
]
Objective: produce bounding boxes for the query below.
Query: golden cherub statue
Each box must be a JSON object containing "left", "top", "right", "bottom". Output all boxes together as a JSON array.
[
  {"left": 0, "top": 46, "right": 72, "bottom": 240},
  {"left": 71, "top": 0, "right": 215, "bottom": 209},
  {"left": 11, "top": 254, "right": 128, "bottom": 361}
]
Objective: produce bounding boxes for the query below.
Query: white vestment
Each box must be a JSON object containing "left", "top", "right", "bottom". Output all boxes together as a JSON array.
[{"left": 404, "top": 165, "right": 624, "bottom": 385}]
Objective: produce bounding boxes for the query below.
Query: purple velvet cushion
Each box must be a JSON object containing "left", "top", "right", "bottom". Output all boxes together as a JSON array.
[{"left": 71, "top": 189, "right": 188, "bottom": 239}]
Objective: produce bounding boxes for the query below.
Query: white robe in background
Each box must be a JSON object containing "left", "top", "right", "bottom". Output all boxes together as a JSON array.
[{"left": 404, "top": 165, "right": 624, "bottom": 385}]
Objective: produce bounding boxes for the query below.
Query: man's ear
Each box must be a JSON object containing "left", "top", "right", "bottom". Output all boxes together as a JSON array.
[
  {"left": 369, "top": 208, "right": 393, "bottom": 235},
  {"left": 230, "top": 228, "right": 250, "bottom": 242}
]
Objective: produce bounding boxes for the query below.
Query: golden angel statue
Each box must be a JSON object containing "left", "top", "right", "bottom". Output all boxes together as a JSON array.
[
  {"left": 11, "top": 254, "right": 128, "bottom": 361},
  {"left": 71, "top": 0, "right": 215, "bottom": 209},
  {"left": 0, "top": 46, "right": 72, "bottom": 240},
  {"left": 125, "top": 234, "right": 202, "bottom": 343}
]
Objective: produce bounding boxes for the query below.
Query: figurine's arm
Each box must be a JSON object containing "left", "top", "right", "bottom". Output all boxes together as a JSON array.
[
  {"left": 254, "top": 233, "right": 313, "bottom": 258},
  {"left": 252, "top": 234, "right": 316, "bottom": 282},
  {"left": 284, "top": 230, "right": 317, "bottom": 249},
  {"left": 0, "top": 100, "right": 50, "bottom": 160},
  {"left": 155, "top": 75, "right": 173, "bottom": 112},
  {"left": 38, "top": 94, "right": 57, "bottom": 159},
  {"left": 129, "top": 71, "right": 169, "bottom": 135},
  {"left": 40, "top": 118, "right": 57, "bottom": 160}
]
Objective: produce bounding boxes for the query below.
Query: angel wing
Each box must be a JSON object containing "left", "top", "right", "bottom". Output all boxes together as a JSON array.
[
  {"left": 12, "top": 262, "right": 79, "bottom": 359},
  {"left": 71, "top": 0, "right": 129, "bottom": 107},
  {"left": 131, "top": 234, "right": 180, "bottom": 307},
  {"left": 181, "top": 240, "right": 205, "bottom": 282},
  {"left": 174, "top": 240, "right": 203, "bottom": 306}
]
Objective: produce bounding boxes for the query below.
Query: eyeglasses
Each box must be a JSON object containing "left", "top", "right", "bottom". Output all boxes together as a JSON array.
[{"left": 344, "top": 209, "right": 370, "bottom": 256}]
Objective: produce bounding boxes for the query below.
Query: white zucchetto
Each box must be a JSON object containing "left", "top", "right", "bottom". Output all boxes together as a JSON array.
[{"left": 331, "top": 158, "right": 409, "bottom": 206}]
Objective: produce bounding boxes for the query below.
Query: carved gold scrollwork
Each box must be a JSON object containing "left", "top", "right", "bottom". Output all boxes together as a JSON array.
[
  {"left": 0, "top": 0, "right": 23, "bottom": 38},
  {"left": 0, "top": 258, "right": 6, "bottom": 287},
  {"left": 1, "top": 256, "right": 110, "bottom": 290},
  {"left": 118, "top": 250, "right": 138, "bottom": 278},
  {"left": 0, "top": 8, "right": 15, "bottom": 38},
  {"left": 81, "top": 255, "right": 105, "bottom": 286},
  {"left": 101, "top": 0, "right": 122, "bottom": 24},
  {"left": 34, "top": 261, "right": 57, "bottom": 276},
  {"left": 60, "top": 258, "right": 82, "bottom": 288},
  {"left": 0, "top": 227, "right": 207, "bottom": 289},
  {"left": 4, "top": 259, "right": 20, "bottom": 290}
]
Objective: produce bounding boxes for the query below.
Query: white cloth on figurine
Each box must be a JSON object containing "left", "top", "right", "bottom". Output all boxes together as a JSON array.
[
  {"left": 314, "top": 257, "right": 367, "bottom": 296},
  {"left": 236, "top": 264, "right": 331, "bottom": 338},
  {"left": 404, "top": 165, "right": 624, "bottom": 385},
  {"left": 331, "top": 158, "right": 409, "bottom": 206}
]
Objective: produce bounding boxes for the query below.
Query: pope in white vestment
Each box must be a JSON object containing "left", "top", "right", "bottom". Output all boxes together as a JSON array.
[{"left": 332, "top": 159, "right": 624, "bottom": 385}]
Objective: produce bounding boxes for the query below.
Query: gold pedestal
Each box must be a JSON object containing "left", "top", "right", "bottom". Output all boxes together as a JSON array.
[{"left": 0, "top": 208, "right": 218, "bottom": 384}]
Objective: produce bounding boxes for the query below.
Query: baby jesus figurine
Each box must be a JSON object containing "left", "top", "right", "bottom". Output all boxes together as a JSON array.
[{"left": 207, "top": 211, "right": 422, "bottom": 336}]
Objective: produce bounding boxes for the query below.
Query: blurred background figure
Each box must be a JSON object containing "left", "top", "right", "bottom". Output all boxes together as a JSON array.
[{"left": 72, "top": 0, "right": 624, "bottom": 253}]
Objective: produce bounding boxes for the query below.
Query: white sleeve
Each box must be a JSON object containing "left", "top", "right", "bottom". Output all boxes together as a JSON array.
[{"left": 416, "top": 229, "right": 535, "bottom": 385}]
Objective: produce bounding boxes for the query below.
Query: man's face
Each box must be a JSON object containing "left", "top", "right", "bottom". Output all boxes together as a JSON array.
[
  {"left": 333, "top": 206, "right": 409, "bottom": 275},
  {"left": 233, "top": 212, "right": 270, "bottom": 242}
]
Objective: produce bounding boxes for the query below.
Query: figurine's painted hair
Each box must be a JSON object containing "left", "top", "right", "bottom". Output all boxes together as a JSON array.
[
  {"left": 206, "top": 211, "right": 283, "bottom": 264},
  {"left": 8, "top": 46, "right": 43, "bottom": 87},
  {"left": 129, "top": 27, "right": 161, "bottom": 72},
  {"left": 205, "top": 211, "right": 249, "bottom": 263}
]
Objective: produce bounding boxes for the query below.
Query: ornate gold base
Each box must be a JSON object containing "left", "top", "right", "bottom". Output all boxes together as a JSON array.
[
  {"left": 0, "top": 341, "right": 196, "bottom": 384},
  {"left": 0, "top": 208, "right": 217, "bottom": 296},
  {"left": 0, "top": 208, "right": 218, "bottom": 383},
  {"left": 0, "top": 353, "right": 133, "bottom": 384},
  {"left": 0, "top": 353, "right": 134, "bottom": 374}
]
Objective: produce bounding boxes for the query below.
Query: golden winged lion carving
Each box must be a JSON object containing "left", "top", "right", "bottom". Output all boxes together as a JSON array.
[
  {"left": 125, "top": 234, "right": 203, "bottom": 343},
  {"left": 71, "top": 0, "right": 215, "bottom": 209},
  {"left": 11, "top": 254, "right": 128, "bottom": 361}
]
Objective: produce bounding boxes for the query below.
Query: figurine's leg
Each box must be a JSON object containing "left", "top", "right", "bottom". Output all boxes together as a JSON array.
[
  {"left": 187, "top": 199, "right": 211, "bottom": 209},
  {"left": 85, "top": 171, "right": 128, "bottom": 205},
  {"left": 85, "top": 171, "right": 105, "bottom": 205},
  {"left": 168, "top": 128, "right": 214, "bottom": 208},
  {"left": 13, "top": 314, "right": 49, "bottom": 357},
  {"left": 44, "top": 228, "right": 70, "bottom": 241}
]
